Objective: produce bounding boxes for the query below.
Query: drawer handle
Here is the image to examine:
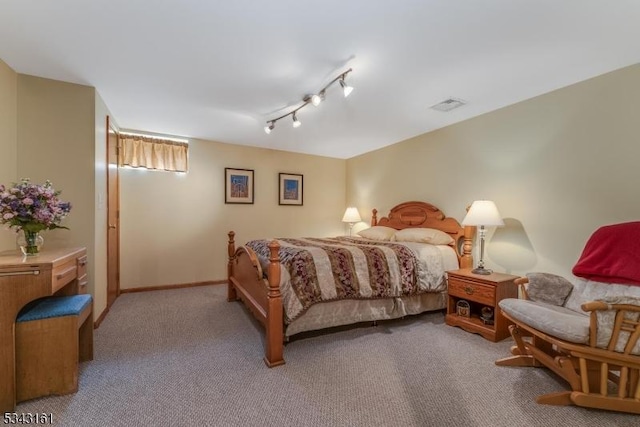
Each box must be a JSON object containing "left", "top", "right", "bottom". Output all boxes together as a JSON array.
[
  {"left": 464, "top": 286, "right": 474, "bottom": 295},
  {"left": 79, "top": 260, "right": 87, "bottom": 266},
  {"left": 0, "top": 270, "right": 40, "bottom": 277},
  {"left": 56, "top": 266, "right": 76, "bottom": 280}
]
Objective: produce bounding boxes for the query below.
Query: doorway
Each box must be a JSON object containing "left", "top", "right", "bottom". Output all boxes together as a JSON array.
[{"left": 106, "top": 116, "right": 120, "bottom": 308}]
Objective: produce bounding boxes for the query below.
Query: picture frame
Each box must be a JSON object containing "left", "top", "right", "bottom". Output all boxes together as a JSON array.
[
  {"left": 279, "top": 173, "right": 303, "bottom": 206},
  {"left": 225, "top": 168, "right": 254, "bottom": 204}
]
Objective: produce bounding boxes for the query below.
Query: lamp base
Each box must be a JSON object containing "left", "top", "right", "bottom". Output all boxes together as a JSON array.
[{"left": 471, "top": 267, "right": 492, "bottom": 275}]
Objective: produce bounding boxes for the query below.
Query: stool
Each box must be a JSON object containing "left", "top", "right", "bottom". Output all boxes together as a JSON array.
[{"left": 15, "top": 294, "right": 93, "bottom": 402}]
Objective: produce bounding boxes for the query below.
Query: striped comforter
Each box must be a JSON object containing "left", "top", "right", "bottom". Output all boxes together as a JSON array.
[{"left": 246, "top": 237, "right": 448, "bottom": 324}]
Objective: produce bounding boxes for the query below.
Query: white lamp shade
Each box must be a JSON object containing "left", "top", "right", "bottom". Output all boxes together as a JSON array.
[
  {"left": 342, "top": 207, "right": 362, "bottom": 223},
  {"left": 461, "top": 200, "right": 504, "bottom": 227}
]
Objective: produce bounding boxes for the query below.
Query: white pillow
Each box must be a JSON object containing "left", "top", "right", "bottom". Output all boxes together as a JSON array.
[
  {"left": 357, "top": 226, "right": 397, "bottom": 241},
  {"left": 392, "top": 228, "right": 454, "bottom": 245}
]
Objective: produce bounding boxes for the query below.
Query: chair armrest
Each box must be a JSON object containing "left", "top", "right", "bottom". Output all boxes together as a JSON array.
[
  {"left": 581, "top": 298, "right": 640, "bottom": 313},
  {"left": 580, "top": 297, "right": 640, "bottom": 353},
  {"left": 581, "top": 301, "right": 610, "bottom": 312},
  {"left": 513, "top": 277, "right": 529, "bottom": 300}
]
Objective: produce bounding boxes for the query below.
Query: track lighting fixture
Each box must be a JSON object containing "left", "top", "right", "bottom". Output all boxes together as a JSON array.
[
  {"left": 292, "top": 112, "right": 301, "bottom": 128},
  {"left": 264, "top": 68, "right": 353, "bottom": 134},
  {"left": 339, "top": 78, "right": 353, "bottom": 97}
]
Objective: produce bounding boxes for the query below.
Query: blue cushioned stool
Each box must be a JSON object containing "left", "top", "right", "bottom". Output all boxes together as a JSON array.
[{"left": 15, "top": 294, "right": 93, "bottom": 402}]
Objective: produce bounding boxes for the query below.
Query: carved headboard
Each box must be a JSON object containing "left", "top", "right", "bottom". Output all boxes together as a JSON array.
[{"left": 371, "top": 201, "right": 474, "bottom": 268}]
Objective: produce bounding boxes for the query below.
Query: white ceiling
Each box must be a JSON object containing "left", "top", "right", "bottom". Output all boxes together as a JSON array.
[{"left": 1, "top": 1, "right": 639, "bottom": 159}]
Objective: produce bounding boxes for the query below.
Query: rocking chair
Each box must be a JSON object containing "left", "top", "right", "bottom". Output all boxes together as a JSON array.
[{"left": 495, "top": 222, "right": 640, "bottom": 414}]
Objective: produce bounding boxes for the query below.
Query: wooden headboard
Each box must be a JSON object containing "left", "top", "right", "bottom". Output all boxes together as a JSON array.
[{"left": 371, "top": 201, "right": 474, "bottom": 268}]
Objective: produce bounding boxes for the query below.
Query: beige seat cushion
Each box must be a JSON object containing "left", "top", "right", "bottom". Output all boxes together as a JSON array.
[{"left": 499, "top": 298, "right": 589, "bottom": 344}]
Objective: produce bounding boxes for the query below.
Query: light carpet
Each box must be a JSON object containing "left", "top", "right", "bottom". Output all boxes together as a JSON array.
[{"left": 16, "top": 285, "right": 639, "bottom": 426}]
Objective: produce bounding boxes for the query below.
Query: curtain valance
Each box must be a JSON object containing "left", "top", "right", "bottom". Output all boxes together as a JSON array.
[{"left": 120, "top": 135, "right": 188, "bottom": 172}]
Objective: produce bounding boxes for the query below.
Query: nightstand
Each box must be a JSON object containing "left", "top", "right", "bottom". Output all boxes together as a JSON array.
[{"left": 445, "top": 268, "right": 518, "bottom": 342}]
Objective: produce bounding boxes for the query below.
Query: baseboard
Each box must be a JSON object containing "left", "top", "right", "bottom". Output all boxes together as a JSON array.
[
  {"left": 120, "top": 280, "right": 226, "bottom": 294},
  {"left": 94, "top": 306, "right": 110, "bottom": 329}
]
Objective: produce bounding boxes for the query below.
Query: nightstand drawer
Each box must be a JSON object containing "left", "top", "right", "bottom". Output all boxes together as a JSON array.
[{"left": 448, "top": 278, "right": 495, "bottom": 306}]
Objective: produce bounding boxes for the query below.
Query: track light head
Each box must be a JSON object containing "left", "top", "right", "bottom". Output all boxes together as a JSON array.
[
  {"left": 292, "top": 112, "right": 301, "bottom": 128},
  {"left": 340, "top": 78, "right": 354, "bottom": 97},
  {"left": 311, "top": 94, "right": 322, "bottom": 106},
  {"left": 264, "top": 121, "right": 275, "bottom": 134}
]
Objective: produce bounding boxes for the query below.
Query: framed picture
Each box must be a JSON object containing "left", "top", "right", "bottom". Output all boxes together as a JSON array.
[
  {"left": 279, "top": 173, "right": 303, "bottom": 206},
  {"left": 225, "top": 168, "right": 254, "bottom": 204}
]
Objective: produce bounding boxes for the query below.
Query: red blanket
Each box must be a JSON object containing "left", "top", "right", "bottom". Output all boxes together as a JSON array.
[{"left": 572, "top": 222, "right": 640, "bottom": 286}]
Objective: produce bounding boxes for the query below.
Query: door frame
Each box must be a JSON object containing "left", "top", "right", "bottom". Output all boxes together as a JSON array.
[{"left": 106, "top": 115, "right": 120, "bottom": 310}]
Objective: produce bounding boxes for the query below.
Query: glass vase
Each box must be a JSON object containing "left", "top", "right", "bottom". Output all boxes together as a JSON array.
[{"left": 17, "top": 230, "right": 44, "bottom": 256}]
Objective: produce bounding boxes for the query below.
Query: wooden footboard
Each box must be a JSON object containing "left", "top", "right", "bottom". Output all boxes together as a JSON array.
[{"left": 227, "top": 231, "right": 285, "bottom": 367}]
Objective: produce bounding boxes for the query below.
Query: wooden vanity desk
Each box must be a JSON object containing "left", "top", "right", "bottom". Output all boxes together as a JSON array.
[{"left": 0, "top": 247, "right": 87, "bottom": 413}]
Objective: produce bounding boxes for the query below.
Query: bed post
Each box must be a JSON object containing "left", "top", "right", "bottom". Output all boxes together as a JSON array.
[
  {"left": 371, "top": 209, "right": 378, "bottom": 226},
  {"left": 227, "top": 231, "right": 238, "bottom": 302},
  {"left": 460, "top": 225, "right": 475, "bottom": 269},
  {"left": 264, "top": 240, "right": 285, "bottom": 367}
]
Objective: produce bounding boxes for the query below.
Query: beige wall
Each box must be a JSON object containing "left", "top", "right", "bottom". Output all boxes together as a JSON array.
[
  {"left": 0, "top": 59, "right": 18, "bottom": 250},
  {"left": 119, "top": 139, "right": 346, "bottom": 289},
  {"left": 17, "top": 75, "right": 98, "bottom": 301},
  {"left": 7, "top": 60, "right": 638, "bottom": 309},
  {"left": 3, "top": 71, "right": 110, "bottom": 321},
  {"left": 5, "top": 68, "right": 345, "bottom": 315},
  {"left": 347, "top": 64, "right": 640, "bottom": 278}
]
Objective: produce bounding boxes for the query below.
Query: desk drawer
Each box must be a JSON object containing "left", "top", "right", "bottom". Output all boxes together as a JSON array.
[
  {"left": 52, "top": 259, "right": 77, "bottom": 293},
  {"left": 76, "top": 255, "right": 88, "bottom": 294},
  {"left": 76, "top": 255, "right": 88, "bottom": 280},
  {"left": 448, "top": 278, "right": 495, "bottom": 306},
  {"left": 78, "top": 277, "right": 89, "bottom": 294}
]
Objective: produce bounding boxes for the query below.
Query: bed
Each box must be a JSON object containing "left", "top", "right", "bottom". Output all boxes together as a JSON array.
[{"left": 226, "top": 201, "right": 474, "bottom": 367}]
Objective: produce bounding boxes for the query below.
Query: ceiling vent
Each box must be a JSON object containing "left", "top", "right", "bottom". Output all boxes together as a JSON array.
[{"left": 430, "top": 97, "right": 467, "bottom": 112}]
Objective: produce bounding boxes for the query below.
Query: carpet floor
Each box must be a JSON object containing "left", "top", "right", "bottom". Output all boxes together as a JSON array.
[{"left": 16, "top": 285, "right": 639, "bottom": 426}]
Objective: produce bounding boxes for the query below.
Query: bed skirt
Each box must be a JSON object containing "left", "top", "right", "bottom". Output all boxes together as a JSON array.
[{"left": 285, "top": 291, "right": 446, "bottom": 337}]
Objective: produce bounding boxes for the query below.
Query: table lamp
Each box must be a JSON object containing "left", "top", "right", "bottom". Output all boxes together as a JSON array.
[
  {"left": 342, "top": 207, "right": 361, "bottom": 236},
  {"left": 461, "top": 200, "right": 504, "bottom": 275}
]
